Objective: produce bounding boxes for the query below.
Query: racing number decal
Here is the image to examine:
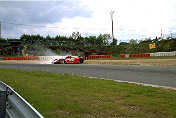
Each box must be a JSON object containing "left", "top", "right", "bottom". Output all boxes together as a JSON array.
[{"left": 68, "top": 59, "right": 74, "bottom": 61}]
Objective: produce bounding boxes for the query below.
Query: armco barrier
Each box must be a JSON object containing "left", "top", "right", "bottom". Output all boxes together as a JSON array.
[
  {"left": 0, "top": 81, "right": 44, "bottom": 118},
  {"left": 3, "top": 56, "right": 39, "bottom": 60},
  {"left": 87, "top": 55, "right": 112, "bottom": 59}
]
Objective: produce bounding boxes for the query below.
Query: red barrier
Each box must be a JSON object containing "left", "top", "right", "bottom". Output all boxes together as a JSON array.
[
  {"left": 120, "top": 54, "right": 125, "bottom": 58},
  {"left": 144, "top": 53, "right": 150, "bottom": 57},
  {"left": 120, "top": 53, "right": 151, "bottom": 58},
  {"left": 3, "top": 56, "right": 40, "bottom": 60},
  {"left": 87, "top": 55, "right": 112, "bottom": 59}
]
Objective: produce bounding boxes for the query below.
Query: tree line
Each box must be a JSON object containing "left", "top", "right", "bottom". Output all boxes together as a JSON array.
[{"left": 0, "top": 31, "right": 117, "bottom": 46}]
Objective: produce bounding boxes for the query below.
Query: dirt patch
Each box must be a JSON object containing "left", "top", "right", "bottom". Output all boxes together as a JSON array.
[
  {"left": 0, "top": 59, "right": 176, "bottom": 66},
  {"left": 84, "top": 59, "right": 176, "bottom": 66}
]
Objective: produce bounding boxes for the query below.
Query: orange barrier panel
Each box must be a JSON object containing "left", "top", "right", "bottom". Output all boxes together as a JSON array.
[
  {"left": 3, "top": 56, "right": 40, "bottom": 60},
  {"left": 120, "top": 54, "right": 125, "bottom": 58},
  {"left": 129, "top": 54, "right": 134, "bottom": 57},
  {"left": 120, "top": 53, "right": 151, "bottom": 58},
  {"left": 87, "top": 55, "right": 112, "bottom": 59},
  {"left": 3, "top": 57, "right": 6, "bottom": 60},
  {"left": 144, "top": 53, "right": 150, "bottom": 57}
]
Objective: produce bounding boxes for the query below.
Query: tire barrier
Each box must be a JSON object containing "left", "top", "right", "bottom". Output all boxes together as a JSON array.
[
  {"left": 87, "top": 55, "right": 112, "bottom": 59},
  {"left": 3, "top": 56, "right": 39, "bottom": 60}
]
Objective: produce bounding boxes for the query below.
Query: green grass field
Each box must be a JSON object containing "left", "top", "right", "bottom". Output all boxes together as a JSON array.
[{"left": 0, "top": 69, "right": 176, "bottom": 118}]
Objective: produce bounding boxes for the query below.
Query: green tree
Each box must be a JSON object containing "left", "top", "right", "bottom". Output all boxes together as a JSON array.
[
  {"left": 70, "top": 31, "right": 83, "bottom": 45},
  {"left": 70, "top": 31, "right": 81, "bottom": 40},
  {"left": 55, "top": 35, "right": 68, "bottom": 46},
  {"left": 0, "top": 38, "right": 6, "bottom": 44},
  {"left": 20, "top": 34, "right": 32, "bottom": 45},
  {"left": 97, "top": 34, "right": 111, "bottom": 45},
  {"left": 111, "top": 38, "right": 117, "bottom": 45},
  {"left": 87, "top": 36, "right": 97, "bottom": 46},
  {"left": 46, "top": 34, "right": 52, "bottom": 40},
  {"left": 145, "top": 37, "right": 152, "bottom": 42},
  {"left": 129, "top": 39, "right": 138, "bottom": 44}
]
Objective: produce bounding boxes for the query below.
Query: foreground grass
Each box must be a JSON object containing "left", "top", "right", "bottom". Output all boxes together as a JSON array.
[{"left": 0, "top": 69, "right": 176, "bottom": 118}]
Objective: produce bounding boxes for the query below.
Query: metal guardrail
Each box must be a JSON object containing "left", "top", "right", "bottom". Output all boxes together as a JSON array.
[
  {"left": 0, "top": 90, "right": 6, "bottom": 118},
  {"left": 0, "top": 81, "right": 44, "bottom": 118}
]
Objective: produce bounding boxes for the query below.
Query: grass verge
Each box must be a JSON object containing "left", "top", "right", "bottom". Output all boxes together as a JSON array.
[{"left": 0, "top": 69, "right": 176, "bottom": 118}]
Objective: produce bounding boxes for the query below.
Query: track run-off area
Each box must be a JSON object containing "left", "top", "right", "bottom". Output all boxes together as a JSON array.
[{"left": 0, "top": 63, "right": 176, "bottom": 89}]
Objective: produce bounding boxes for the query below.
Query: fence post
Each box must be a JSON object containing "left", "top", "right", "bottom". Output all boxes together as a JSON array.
[{"left": 0, "top": 90, "right": 6, "bottom": 118}]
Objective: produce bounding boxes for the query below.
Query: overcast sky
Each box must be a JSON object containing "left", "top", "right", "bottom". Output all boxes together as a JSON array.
[{"left": 0, "top": 0, "right": 176, "bottom": 43}]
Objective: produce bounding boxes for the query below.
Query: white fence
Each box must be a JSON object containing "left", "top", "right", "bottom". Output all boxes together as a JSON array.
[
  {"left": 38, "top": 56, "right": 79, "bottom": 60},
  {"left": 150, "top": 51, "right": 176, "bottom": 57},
  {"left": 38, "top": 56, "right": 66, "bottom": 60}
]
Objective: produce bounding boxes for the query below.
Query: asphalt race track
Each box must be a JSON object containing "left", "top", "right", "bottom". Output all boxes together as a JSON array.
[{"left": 0, "top": 63, "right": 176, "bottom": 89}]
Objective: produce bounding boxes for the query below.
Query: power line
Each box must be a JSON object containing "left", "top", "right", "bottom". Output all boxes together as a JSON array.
[
  {"left": 1, "top": 21, "right": 110, "bottom": 30},
  {"left": 1, "top": 21, "right": 167, "bottom": 32},
  {"left": 2, "top": 21, "right": 59, "bottom": 28},
  {"left": 0, "top": 5, "right": 104, "bottom": 14}
]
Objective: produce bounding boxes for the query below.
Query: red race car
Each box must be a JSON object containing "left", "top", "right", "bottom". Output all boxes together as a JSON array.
[{"left": 52, "top": 55, "right": 84, "bottom": 64}]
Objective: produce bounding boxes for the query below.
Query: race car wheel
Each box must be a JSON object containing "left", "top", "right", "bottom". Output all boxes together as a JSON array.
[
  {"left": 60, "top": 59, "right": 65, "bottom": 64},
  {"left": 53, "top": 61, "right": 58, "bottom": 64},
  {"left": 79, "top": 58, "right": 84, "bottom": 63}
]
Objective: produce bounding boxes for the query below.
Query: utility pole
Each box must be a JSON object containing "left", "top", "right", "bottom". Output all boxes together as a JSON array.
[
  {"left": 0, "top": 21, "right": 1, "bottom": 39},
  {"left": 161, "top": 30, "right": 162, "bottom": 39},
  {"left": 110, "top": 11, "right": 114, "bottom": 42},
  {"left": 171, "top": 33, "right": 172, "bottom": 38}
]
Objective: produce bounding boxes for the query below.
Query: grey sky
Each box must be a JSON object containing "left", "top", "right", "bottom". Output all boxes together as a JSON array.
[
  {"left": 0, "top": 1, "right": 91, "bottom": 37},
  {"left": 0, "top": 0, "right": 176, "bottom": 43}
]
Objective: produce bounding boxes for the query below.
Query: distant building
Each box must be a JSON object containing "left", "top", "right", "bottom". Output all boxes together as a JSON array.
[
  {"left": 141, "top": 40, "right": 152, "bottom": 43},
  {"left": 119, "top": 42, "right": 129, "bottom": 45}
]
